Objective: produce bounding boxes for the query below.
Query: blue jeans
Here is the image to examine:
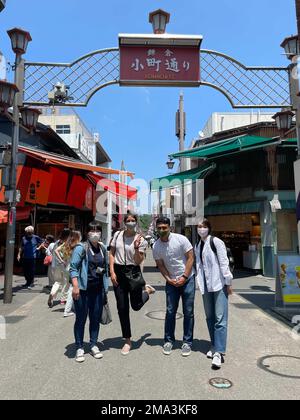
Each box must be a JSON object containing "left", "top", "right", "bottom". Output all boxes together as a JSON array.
[
  {"left": 73, "top": 283, "right": 104, "bottom": 350},
  {"left": 165, "top": 276, "right": 195, "bottom": 347},
  {"left": 202, "top": 284, "right": 228, "bottom": 354}
]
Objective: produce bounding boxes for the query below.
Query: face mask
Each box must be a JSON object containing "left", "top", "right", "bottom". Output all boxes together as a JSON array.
[
  {"left": 88, "top": 233, "right": 101, "bottom": 243},
  {"left": 157, "top": 229, "right": 170, "bottom": 238},
  {"left": 125, "top": 222, "right": 137, "bottom": 231},
  {"left": 198, "top": 228, "right": 209, "bottom": 238}
]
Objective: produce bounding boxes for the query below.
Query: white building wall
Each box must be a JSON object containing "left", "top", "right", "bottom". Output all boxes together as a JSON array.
[
  {"left": 202, "top": 112, "right": 275, "bottom": 138},
  {"left": 39, "top": 110, "right": 98, "bottom": 164}
]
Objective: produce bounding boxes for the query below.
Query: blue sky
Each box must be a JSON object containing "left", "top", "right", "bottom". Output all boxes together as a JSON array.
[{"left": 0, "top": 0, "right": 296, "bottom": 182}]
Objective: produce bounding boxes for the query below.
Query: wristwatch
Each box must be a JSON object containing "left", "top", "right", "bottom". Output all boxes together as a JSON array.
[{"left": 182, "top": 274, "right": 188, "bottom": 280}]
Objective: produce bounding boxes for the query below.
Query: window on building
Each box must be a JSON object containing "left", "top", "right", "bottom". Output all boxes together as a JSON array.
[{"left": 56, "top": 125, "right": 71, "bottom": 134}]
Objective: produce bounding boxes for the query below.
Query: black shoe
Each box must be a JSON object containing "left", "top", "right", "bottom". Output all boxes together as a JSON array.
[{"left": 48, "top": 295, "right": 54, "bottom": 308}]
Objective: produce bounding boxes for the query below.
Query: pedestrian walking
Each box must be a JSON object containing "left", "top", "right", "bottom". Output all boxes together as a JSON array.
[
  {"left": 194, "top": 219, "right": 233, "bottom": 370},
  {"left": 69, "top": 228, "right": 107, "bottom": 363},
  {"left": 152, "top": 217, "right": 195, "bottom": 357},
  {"left": 17, "top": 226, "right": 43, "bottom": 289},
  {"left": 60, "top": 230, "right": 82, "bottom": 318},
  {"left": 47, "top": 228, "right": 71, "bottom": 308},
  {"left": 109, "top": 213, "right": 155, "bottom": 356},
  {"left": 38, "top": 235, "right": 55, "bottom": 289}
]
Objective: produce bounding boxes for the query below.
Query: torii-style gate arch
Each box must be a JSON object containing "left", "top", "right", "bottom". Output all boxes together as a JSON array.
[{"left": 23, "top": 48, "right": 291, "bottom": 109}]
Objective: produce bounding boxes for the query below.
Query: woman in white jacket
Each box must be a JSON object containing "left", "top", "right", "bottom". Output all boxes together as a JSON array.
[{"left": 195, "top": 219, "right": 233, "bottom": 369}]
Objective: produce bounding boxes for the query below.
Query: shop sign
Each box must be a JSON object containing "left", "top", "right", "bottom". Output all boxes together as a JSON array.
[
  {"left": 120, "top": 45, "right": 200, "bottom": 87},
  {"left": 278, "top": 255, "right": 300, "bottom": 304}
]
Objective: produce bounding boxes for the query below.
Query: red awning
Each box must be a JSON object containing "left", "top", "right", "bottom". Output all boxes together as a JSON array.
[
  {"left": 0, "top": 207, "right": 32, "bottom": 224},
  {"left": 18, "top": 146, "right": 135, "bottom": 179},
  {"left": 88, "top": 174, "right": 137, "bottom": 201}
]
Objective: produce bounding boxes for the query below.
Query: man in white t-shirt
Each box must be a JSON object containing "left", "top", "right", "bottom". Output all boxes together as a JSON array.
[{"left": 152, "top": 217, "right": 195, "bottom": 357}]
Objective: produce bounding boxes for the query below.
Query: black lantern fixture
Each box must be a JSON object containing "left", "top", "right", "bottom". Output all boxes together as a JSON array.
[
  {"left": 20, "top": 107, "right": 41, "bottom": 132},
  {"left": 0, "top": 80, "right": 19, "bottom": 112},
  {"left": 272, "top": 109, "right": 294, "bottom": 133},
  {"left": 281, "top": 35, "right": 300, "bottom": 60},
  {"left": 7, "top": 28, "right": 32, "bottom": 55},
  {"left": 166, "top": 158, "right": 175, "bottom": 170},
  {"left": 149, "top": 9, "right": 170, "bottom": 34}
]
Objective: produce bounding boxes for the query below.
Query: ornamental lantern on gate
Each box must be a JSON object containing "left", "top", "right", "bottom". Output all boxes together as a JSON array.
[
  {"left": 0, "top": 80, "right": 18, "bottom": 112},
  {"left": 20, "top": 107, "right": 41, "bottom": 132},
  {"left": 149, "top": 9, "right": 170, "bottom": 34},
  {"left": 7, "top": 28, "right": 32, "bottom": 55}
]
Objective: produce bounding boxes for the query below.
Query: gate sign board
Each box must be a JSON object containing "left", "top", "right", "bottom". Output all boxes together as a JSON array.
[{"left": 119, "top": 34, "right": 202, "bottom": 87}]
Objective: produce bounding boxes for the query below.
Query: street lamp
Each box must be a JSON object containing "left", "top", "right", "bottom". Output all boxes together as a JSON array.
[
  {"left": 20, "top": 107, "right": 41, "bottom": 132},
  {"left": 7, "top": 28, "right": 32, "bottom": 55},
  {"left": 281, "top": 35, "right": 300, "bottom": 59},
  {"left": 166, "top": 158, "right": 175, "bottom": 171},
  {"left": 149, "top": 9, "right": 170, "bottom": 34},
  {"left": 272, "top": 110, "right": 294, "bottom": 137},
  {"left": 3, "top": 28, "right": 32, "bottom": 304},
  {"left": 0, "top": 80, "right": 18, "bottom": 112}
]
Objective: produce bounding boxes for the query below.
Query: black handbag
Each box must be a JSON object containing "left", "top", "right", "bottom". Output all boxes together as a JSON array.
[{"left": 123, "top": 233, "right": 146, "bottom": 292}]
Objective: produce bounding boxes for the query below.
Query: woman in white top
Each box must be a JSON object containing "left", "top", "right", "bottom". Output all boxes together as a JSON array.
[
  {"left": 109, "top": 213, "right": 155, "bottom": 356},
  {"left": 195, "top": 219, "right": 233, "bottom": 370}
]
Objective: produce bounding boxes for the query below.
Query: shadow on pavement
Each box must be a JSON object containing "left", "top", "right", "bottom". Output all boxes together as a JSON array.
[
  {"left": 237, "top": 293, "right": 275, "bottom": 311},
  {"left": 144, "top": 337, "right": 211, "bottom": 355}
]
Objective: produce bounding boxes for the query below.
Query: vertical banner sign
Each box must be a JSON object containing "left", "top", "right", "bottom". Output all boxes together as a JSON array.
[
  {"left": 295, "top": 160, "right": 300, "bottom": 252},
  {"left": 278, "top": 255, "right": 300, "bottom": 304},
  {"left": 119, "top": 34, "right": 202, "bottom": 87}
]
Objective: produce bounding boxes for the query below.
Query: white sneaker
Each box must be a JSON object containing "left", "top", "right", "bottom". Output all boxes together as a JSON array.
[
  {"left": 63, "top": 312, "right": 75, "bottom": 318},
  {"left": 90, "top": 345, "right": 103, "bottom": 359},
  {"left": 212, "top": 352, "right": 224, "bottom": 369},
  {"left": 206, "top": 349, "right": 214, "bottom": 359},
  {"left": 75, "top": 348, "right": 85, "bottom": 363}
]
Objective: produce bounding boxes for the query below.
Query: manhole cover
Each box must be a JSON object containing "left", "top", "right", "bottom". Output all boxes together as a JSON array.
[
  {"left": 145, "top": 311, "right": 183, "bottom": 320},
  {"left": 209, "top": 378, "right": 233, "bottom": 389}
]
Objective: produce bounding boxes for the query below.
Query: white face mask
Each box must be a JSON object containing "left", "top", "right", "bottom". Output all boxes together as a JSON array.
[
  {"left": 198, "top": 227, "right": 209, "bottom": 238},
  {"left": 88, "top": 233, "right": 101, "bottom": 244},
  {"left": 125, "top": 222, "right": 137, "bottom": 231}
]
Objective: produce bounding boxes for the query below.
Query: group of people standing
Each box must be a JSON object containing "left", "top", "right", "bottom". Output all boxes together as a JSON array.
[{"left": 18, "top": 213, "right": 233, "bottom": 370}]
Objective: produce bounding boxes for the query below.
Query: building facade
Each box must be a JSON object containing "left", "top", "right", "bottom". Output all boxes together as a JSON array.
[{"left": 163, "top": 115, "right": 298, "bottom": 277}]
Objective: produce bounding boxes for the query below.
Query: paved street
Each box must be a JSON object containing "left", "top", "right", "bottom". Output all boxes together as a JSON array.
[{"left": 0, "top": 254, "right": 300, "bottom": 400}]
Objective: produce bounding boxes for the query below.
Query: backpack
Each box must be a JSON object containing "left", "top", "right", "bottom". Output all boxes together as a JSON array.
[
  {"left": 210, "top": 236, "right": 235, "bottom": 274},
  {"left": 76, "top": 242, "right": 107, "bottom": 275}
]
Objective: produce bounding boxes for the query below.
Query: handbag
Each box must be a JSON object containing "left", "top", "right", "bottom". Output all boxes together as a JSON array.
[
  {"left": 101, "top": 293, "right": 112, "bottom": 325},
  {"left": 123, "top": 232, "right": 146, "bottom": 292},
  {"left": 43, "top": 255, "right": 52, "bottom": 266}
]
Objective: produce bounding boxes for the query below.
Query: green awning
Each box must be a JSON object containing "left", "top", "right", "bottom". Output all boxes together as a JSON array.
[
  {"left": 281, "top": 200, "right": 296, "bottom": 210},
  {"left": 205, "top": 199, "right": 296, "bottom": 216},
  {"left": 151, "top": 163, "right": 216, "bottom": 192},
  {"left": 169, "top": 136, "right": 297, "bottom": 160},
  {"left": 205, "top": 201, "right": 263, "bottom": 216}
]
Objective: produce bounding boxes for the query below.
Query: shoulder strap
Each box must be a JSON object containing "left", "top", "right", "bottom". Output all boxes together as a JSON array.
[{"left": 210, "top": 236, "right": 217, "bottom": 255}]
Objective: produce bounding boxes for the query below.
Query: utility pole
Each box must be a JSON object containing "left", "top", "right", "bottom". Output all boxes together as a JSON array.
[
  {"left": 3, "top": 55, "right": 24, "bottom": 304},
  {"left": 4, "top": 28, "right": 31, "bottom": 304},
  {"left": 296, "top": 0, "right": 300, "bottom": 43},
  {"left": 176, "top": 92, "right": 186, "bottom": 234}
]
